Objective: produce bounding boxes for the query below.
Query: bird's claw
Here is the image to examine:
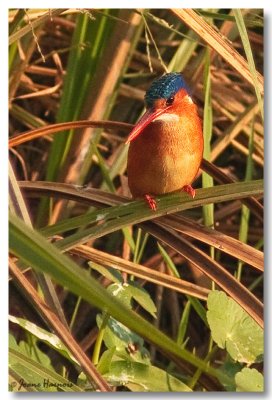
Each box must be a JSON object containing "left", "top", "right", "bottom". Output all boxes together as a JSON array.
[
  {"left": 183, "top": 185, "right": 196, "bottom": 198},
  {"left": 144, "top": 194, "right": 157, "bottom": 211}
]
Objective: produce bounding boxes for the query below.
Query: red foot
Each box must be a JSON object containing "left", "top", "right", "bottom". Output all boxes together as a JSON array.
[
  {"left": 183, "top": 185, "right": 196, "bottom": 199},
  {"left": 144, "top": 194, "right": 157, "bottom": 211}
]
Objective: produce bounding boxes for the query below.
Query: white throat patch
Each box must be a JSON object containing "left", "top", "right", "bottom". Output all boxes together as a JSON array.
[
  {"left": 153, "top": 113, "right": 179, "bottom": 123},
  {"left": 185, "top": 95, "right": 193, "bottom": 104}
]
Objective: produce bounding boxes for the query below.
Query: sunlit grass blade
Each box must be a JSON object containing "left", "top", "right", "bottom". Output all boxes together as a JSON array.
[
  {"left": 9, "top": 257, "right": 111, "bottom": 391},
  {"left": 9, "top": 162, "right": 68, "bottom": 328},
  {"left": 202, "top": 48, "right": 214, "bottom": 233},
  {"left": 37, "top": 11, "right": 117, "bottom": 224},
  {"left": 176, "top": 300, "right": 191, "bottom": 347},
  {"left": 172, "top": 9, "right": 263, "bottom": 93},
  {"left": 233, "top": 9, "right": 264, "bottom": 120},
  {"left": 54, "top": 181, "right": 263, "bottom": 251},
  {"left": 159, "top": 214, "right": 263, "bottom": 271},
  {"left": 9, "top": 120, "right": 132, "bottom": 149},
  {"left": 237, "top": 118, "right": 255, "bottom": 281}
]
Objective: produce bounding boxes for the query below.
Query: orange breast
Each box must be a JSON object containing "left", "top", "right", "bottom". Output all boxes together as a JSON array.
[{"left": 127, "top": 105, "right": 203, "bottom": 198}]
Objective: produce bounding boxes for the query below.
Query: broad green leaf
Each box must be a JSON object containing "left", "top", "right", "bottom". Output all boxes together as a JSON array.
[
  {"left": 106, "top": 281, "right": 157, "bottom": 318},
  {"left": 106, "top": 282, "right": 133, "bottom": 307},
  {"left": 207, "top": 291, "right": 263, "bottom": 363},
  {"left": 9, "top": 315, "right": 78, "bottom": 365},
  {"left": 96, "top": 282, "right": 152, "bottom": 362},
  {"left": 127, "top": 281, "right": 157, "bottom": 318},
  {"left": 218, "top": 358, "right": 242, "bottom": 391},
  {"left": 97, "top": 347, "right": 116, "bottom": 375},
  {"left": 235, "top": 367, "right": 264, "bottom": 392},
  {"left": 89, "top": 262, "right": 122, "bottom": 284},
  {"left": 104, "top": 360, "right": 192, "bottom": 392},
  {"left": 96, "top": 314, "right": 149, "bottom": 363}
]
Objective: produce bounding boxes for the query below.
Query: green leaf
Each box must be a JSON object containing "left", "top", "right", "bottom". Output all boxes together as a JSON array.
[
  {"left": 235, "top": 367, "right": 264, "bottom": 392},
  {"left": 218, "top": 358, "right": 242, "bottom": 391},
  {"left": 106, "top": 282, "right": 133, "bottom": 307},
  {"left": 89, "top": 262, "right": 123, "bottom": 284},
  {"left": 96, "top": 282, "right": 153, "bottom": 362},
  {"left": 127, "top": 281, "right": 157, "bottom": 318},
  {"left": 9, "top": 315, "right": 78, "bottom": 365},
  {"left": 176, "top": 300, "right": 191, "bottom": 347},
  {"left": 97, "top": 347, "right": 116, "bottom": 375},
  {"left": 9, "top": 333, "right": 53, "bottom": 371},
  {"left": 96, "top": 314, "right": 148, "bottom": 363},
  {"left": 104, "top": 360, "right": 192, "bottom": 392},
  {"left": 9, "top": 213, "right": 234, "bottom": 385},
  {"left": 207, "top": 290, "right": 263, "bottom": 363}
]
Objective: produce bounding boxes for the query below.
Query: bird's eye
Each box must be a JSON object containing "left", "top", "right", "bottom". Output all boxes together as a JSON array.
[{"left": 166, "top": 95, "right": 175, "bottom": 106}]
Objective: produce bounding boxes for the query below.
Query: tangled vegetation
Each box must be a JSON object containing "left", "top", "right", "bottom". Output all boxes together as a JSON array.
[{"left": 9, "top": 9, "right": 263, "bottom": 392}]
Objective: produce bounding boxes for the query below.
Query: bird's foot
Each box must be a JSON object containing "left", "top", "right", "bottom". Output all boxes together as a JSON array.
[
  {"left": 183, "top": 185, "right": 196, "bottom": 199},
  {"left": 144, "top": 194, "right": 157, "bottom": 211}
]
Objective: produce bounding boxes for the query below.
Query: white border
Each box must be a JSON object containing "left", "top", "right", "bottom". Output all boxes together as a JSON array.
[{"left": 3, "top": 3, "right": 269, "bottom": 399}]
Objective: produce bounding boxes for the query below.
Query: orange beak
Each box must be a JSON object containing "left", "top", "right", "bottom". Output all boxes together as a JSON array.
[{"left": 125, "top": 107, "right": 169, "bottom": 144}]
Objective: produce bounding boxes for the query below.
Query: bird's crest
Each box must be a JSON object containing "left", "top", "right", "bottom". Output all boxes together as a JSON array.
[{"left": 144, "top": 72, "right": 189, "bottom": 108}]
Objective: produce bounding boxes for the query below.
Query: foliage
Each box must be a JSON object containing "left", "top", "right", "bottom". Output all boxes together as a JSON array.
[{"left": 9, "top": 8, "right": 263, "bottom": 392}]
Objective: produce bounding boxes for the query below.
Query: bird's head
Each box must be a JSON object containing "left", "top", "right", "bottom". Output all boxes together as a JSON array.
[{"left": 126, "top": 72, "right": 193, "bottom": 143}]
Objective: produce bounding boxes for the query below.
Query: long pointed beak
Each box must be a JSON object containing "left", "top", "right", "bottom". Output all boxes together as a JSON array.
[{"left": 125, "top": 107, "right": 167, "bottom": 144}]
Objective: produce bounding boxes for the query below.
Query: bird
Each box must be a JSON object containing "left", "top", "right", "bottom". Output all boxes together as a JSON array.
[{"left": 126, "top": 72, "right": 203, "bottom": 211}]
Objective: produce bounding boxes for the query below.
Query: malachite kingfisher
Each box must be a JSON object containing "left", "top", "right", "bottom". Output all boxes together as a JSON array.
[{"left": 126, "top": 72, "right": 203, "bottom": 211}]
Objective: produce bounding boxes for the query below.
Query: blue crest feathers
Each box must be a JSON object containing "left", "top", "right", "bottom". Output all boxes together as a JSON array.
[{"left": 144, "top": 72, "right": 189, "bottom": 108}]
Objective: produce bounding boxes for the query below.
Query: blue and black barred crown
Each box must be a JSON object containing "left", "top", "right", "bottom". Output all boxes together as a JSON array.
[{"left": 144, "top": 72, "right": 189, "bottom": 108}]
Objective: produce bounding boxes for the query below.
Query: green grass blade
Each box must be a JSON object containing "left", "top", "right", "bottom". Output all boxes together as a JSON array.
[
  {"left": 202, "top": 48, "right": 214, "bottom": 230},
  {"left": 9, "top": 161, "right": 32, "bottom": 225},
  {"left": 234, "top": 9, "right": 264, "bottom": 120},
  {"left": 158, "top": 243, "right": 208, "bottom": 326},
  {"left": 37, "top": 11, "right": 116, "bottom": 224},
  {"left": 9, "top": 214, "right": 232, "bottom": 384},
  {"left": 176, "top": 300, "right": 191, "bottom": 347},
  {"left": 168, "top": 30, "right": 199, "bottom": 72},
  {"left": 9, "top": 163, "right": 68, "bottom": 328},
  {"left": 237, "top": 118, "right": 255, "bottom": 281},
  {"left": 9, "top": 348, "right": 82, "bottom": 392},
  {"left": 54, "top": 180, "right": 263, "bottom": 251}
]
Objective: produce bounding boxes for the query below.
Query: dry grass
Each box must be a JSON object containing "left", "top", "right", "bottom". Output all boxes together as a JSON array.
[{"left": 9, "top": 8, "right": 263, "bottom": 392}]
